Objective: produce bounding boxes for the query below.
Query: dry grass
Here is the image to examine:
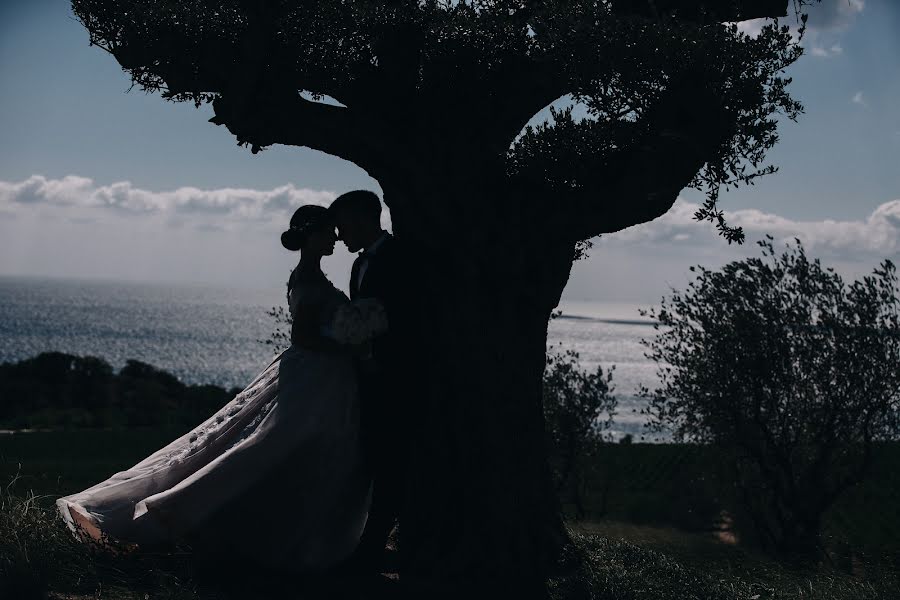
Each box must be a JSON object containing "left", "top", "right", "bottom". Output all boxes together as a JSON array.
[
  {"left": 567, "top": 520, "right": 898, "bottom": 600},
  {"left": 0, "top": 481, "right": 203, "bottom": 600},
  {"left": 3, "top": 489, "right": 896, "bottom": 600}
]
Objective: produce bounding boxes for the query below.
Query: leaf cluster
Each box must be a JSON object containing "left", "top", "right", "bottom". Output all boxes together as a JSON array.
[
  {"left": 544, "top": 348, "right": 617, "bottom": 451},
  {"left": 641, "top": 238, "right": 900, "bottom": 447},
  {"left": 509, "top": 13, "right": 806, "bottom": 244}
]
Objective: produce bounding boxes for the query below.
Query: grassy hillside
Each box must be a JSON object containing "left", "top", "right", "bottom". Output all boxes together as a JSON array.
[
  {"left": 2, "top": 488, "right": 896, "bottom": 600},
  {"left": 1, "top": 430, "right": 898, "bottom": 598},
  {"left": 562, "top": 442, "right": 900, "bottom": 555},
  {"left": 3, "top": 431, "right": 899, "bottom": 554}
]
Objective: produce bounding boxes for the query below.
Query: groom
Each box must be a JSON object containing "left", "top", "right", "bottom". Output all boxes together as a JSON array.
[{"left": 329, "top": 190, "right": 413, "bottom": 574}]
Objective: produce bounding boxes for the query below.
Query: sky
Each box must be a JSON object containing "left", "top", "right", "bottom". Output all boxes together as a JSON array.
[{"left": 0, "top": 0, "right": 898, "bottom": 302}]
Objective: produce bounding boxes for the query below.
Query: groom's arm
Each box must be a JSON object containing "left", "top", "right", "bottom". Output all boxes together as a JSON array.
[{"left": 371, "top": 241, "right": 419, "bottom": 345}]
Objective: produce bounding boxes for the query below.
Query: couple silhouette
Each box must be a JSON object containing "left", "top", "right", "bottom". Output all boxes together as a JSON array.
[{"left": 58, "top": 190, "right": 417, "bottom": 588}]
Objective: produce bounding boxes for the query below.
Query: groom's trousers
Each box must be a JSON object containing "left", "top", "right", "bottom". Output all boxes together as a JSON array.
[{"left": 356, "top": 370, "right": 410, "bottom": 565}]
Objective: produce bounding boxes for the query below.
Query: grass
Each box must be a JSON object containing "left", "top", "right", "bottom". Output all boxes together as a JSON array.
[
  {"left": 571, "top": 522, "right": 898, "bottom": 600},
  {"left": 4, "top": 491, "right": 895, "bottom": 600},
  {"left": 0, "top": 482, "right": 204, "bottom": 600},
  {"left": 2, "top": 431, "right": 898, "bottom": 599},
  {"left": 2, "top": 489, "right": 897, "bottom": 599},
  {"left": 565, "top": 442, "right": 900, "bottom": 554}
]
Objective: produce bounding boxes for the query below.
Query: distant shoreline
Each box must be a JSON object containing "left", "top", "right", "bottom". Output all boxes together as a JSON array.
[
  {"left": 0, "top": 428, "right": 55, "bottom": 435},
  {"left": 556, "top": 314, "right": 658, "bottom": 327}
]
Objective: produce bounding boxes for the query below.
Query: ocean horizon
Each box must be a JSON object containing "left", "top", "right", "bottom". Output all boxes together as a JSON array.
[{"left": 0, "top": 275, "right": 666, "bottom": 440}]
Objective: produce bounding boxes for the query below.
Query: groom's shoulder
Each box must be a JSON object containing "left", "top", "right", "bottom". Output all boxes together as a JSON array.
[
  {"left": 377, "top": 234, "right": 403, "bottom": 258},
  {"left": 382, "top": 235, "right": 420, "bottom": 265},
  {"left": 374, "top": 236, "right": 420, "bottom": 279}
]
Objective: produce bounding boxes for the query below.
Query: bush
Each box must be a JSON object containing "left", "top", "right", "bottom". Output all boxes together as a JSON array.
[
  {"left": 0, "top": 353, "right": 237, "bottom": 431},
  {"left": 550, "top": 531, "right": 761, "bottom": 600},
  {"left": 544, "top": 348, "right": 617, "bottom": 519},
  {"left": 641, "top": 237, "right": 900, "bottom": 559}
]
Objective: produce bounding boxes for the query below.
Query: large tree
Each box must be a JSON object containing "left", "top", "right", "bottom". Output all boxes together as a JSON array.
[{"left": 71, "top": 0, "right": 813, "bottom": 596}]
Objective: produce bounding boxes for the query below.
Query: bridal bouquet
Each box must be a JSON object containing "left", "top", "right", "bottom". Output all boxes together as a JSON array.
[{"left": 329, "top": 298, "right": 389, "bottom": 346}]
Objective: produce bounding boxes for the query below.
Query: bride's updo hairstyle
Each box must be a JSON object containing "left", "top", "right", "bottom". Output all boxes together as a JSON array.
[{"left": 281, "top": 205, "right": 331, "bottom": 251}]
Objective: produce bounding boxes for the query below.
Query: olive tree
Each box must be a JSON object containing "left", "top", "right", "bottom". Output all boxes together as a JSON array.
[
  {"left": 71, "top": 0, "right": 816, "bottom": 594},
  {"left": 641, "top": 238, "right": 900, "bottom": 559}
]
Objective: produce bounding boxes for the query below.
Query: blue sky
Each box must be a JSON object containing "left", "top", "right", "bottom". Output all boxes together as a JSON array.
[{"left": 1, "top": 0, "right": 898, "bottom": 302}]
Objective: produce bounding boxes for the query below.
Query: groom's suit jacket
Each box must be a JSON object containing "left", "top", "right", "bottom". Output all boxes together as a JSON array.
[{"left": 350, "top": 234, "right": 415, "bottom": 460}]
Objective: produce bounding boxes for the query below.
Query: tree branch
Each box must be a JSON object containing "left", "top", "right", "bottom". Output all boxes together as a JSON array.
[
  {"left": 609, "top": 0, "right": 789, "bottom": 22},
  {"left": 192, "top": 1, "right": 406, "bottom": 177},
  {"left": 93, "top": 1, "right": 362, "bottom": 109},
  {"left": 491, "top": 0, "right": 790, "bottom": 161},
  {"left": 538, "top": 76, "right": 737, "bottom": 242},
  {"left": 208, "top": 91, "right": 399, "bottom": 178},
  {"left": 557, "top": 136, "right": 708, "bottom": 241}
]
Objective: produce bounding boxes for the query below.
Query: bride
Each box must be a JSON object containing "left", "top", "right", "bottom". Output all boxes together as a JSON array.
[{"left": 57, "top": 204, "right": 385, "bottom": 573}]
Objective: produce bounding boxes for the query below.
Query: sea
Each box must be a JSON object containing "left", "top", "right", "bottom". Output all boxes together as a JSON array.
[{"left": 0, "top": 276, "right": 665, "bottom": 440}]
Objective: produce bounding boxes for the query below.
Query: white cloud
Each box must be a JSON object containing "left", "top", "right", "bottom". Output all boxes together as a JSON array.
[
  {"left": 3, "top": 175, "right": 898, "bottom": 301},
  {"left": 806, "top": 0, "right": 865, "bottom": 31},
  {"left": 5, "top": 175, "right": 897, "bottom": 258},
  {"left": 736, "top": 0, "right": 862, "bottom": 59},
  {"left": 734, "top": 19, "right": 767, "bottom": 38},
  {"left": 852, "top": 90, "right": 867, "bottom": 107},
  {"left": 805, "top": 0, "right": 863, "bottom": 59},
  {"left": 0, "top": 176, "right": 384, "bottom": 292},
  {"left": 599, "top": 197, "right": 900, "bottom": 260},
  {"left": 561, "top": 195, "right": 900, "bottom": 303},
  {"left": 0, "top": 175, "right": 377, "bottom": 231},
  {"left": 4, "top": 176, "right": 897, "bottom": 263},
  {"left": 811, "top": 42, "right": 844, "bottom": 57}
]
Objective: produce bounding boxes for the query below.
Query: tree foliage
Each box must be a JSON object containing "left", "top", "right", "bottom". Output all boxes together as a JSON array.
[
  {"left": 71, "top": 0, "right": 813, "bottom": 245},
  {"left": 640, "top": 238, "right": 900, "bottom": 557}
]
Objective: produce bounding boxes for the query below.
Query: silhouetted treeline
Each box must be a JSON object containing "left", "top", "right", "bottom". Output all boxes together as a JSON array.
[{"left": 0, "top": 352, "right": 240, "bottom": 430}]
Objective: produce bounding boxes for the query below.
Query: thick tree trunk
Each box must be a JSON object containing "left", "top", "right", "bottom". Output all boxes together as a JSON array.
[{"left": 385, "top": 182, "right": 578, "bottom": 598}]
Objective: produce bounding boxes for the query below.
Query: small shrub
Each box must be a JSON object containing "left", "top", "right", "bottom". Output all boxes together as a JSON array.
[{"left": 544, "top": 349, "right": 617, "bottom": 520}]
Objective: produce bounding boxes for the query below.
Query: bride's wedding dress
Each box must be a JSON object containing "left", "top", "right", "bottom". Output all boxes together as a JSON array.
[{"left": 56, "top": 271, "right": 386, "bottom": 572}]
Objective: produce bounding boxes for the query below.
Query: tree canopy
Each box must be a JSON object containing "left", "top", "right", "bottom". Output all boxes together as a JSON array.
[{"left": 72, "top": 0, "right": 811, "bottom": 246}]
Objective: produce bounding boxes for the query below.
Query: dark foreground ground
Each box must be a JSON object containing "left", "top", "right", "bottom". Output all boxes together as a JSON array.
[{"left": 1, "top": 429, "right": 898, "bottom": 599}]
